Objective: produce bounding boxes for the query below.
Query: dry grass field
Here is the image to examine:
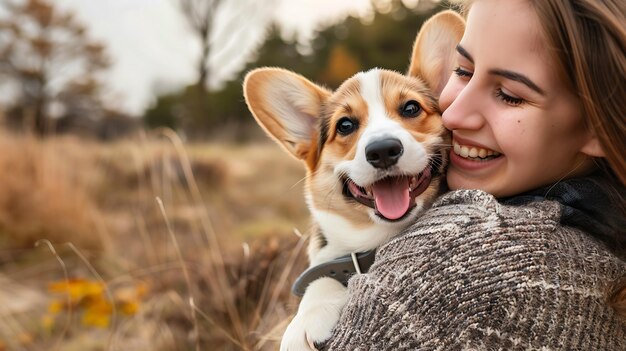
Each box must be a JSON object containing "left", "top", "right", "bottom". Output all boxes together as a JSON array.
[{"left": 0, "top": 129, "right": 312, "bottom": 351}]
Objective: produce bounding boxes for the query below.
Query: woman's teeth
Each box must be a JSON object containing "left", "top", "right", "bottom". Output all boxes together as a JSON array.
[{"left": 453, "top": 141, "right": 501, "bottom": 160}]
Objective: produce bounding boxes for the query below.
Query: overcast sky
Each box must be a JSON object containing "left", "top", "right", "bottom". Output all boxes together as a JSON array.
[{"left": 54, "top": 0, "right": 375, "bottom": 115}]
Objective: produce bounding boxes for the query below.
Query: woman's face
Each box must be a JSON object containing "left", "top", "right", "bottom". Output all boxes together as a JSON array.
[{"left": 439, "top": 0, "right": 602, "bottom": 197}]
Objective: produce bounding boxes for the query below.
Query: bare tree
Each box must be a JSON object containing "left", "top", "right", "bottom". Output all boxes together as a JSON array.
[
  {"left": 174, "top": 0, "right": 275, "bottom": 136},
  {"left": 178, "top": 0, "right": 223, "bottom": 94},
  {"left": 0, "top": 0, "right": 110, "bottom": 135}
]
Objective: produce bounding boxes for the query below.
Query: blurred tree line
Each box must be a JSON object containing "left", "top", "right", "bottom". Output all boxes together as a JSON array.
[
  {"left": 0, "top": 0, "right": 139, "bottom": 138},
  {"left": 0, "top": 0, "right": 449, "bottom": 140},
  {"left": 145, "top": 0, "right": 448, "bottom": 140}
]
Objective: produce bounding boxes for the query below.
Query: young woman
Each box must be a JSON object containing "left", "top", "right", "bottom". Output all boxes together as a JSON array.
[{"left": 321, "top": 0, "right": 626, "bottom": 349}]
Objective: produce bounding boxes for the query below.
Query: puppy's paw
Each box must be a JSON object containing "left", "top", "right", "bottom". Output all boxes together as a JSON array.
[
  {"left": 280, "top": 278, "right": 347, "bottom": 351},
  {"left": 280, "top": 309, "right": 339, "bottom": 351}
]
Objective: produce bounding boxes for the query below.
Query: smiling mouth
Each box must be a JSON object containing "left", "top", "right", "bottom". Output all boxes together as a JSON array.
[
  {"left": 453, "top": 141, "right": 502, "bottom": 161},
  {"left": 342, "top": 167, "right": 432, "bottom": 221}
]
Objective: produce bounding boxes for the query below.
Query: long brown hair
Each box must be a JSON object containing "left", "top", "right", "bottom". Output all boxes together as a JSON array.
[
  {"left": 530, "top": 0, "right": 626, "bottom": 319},
  {"left": 452, "top": 0, "right": 626, "bottom": 318},
  {"left": 531, "top": 0, "right": 626, "bottom": 181}
]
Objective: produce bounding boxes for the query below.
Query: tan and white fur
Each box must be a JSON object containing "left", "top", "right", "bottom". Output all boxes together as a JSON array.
[{"left": 244, "top": 11, "right": 464, "bottom": 351}]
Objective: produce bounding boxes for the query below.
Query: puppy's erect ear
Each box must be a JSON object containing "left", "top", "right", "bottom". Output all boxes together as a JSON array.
[
  {"left": 408, "top": 10, "right": 465, "bottom": 98},
  {"left": 243, "top": 68, "right": 331, "bottom": 164}
]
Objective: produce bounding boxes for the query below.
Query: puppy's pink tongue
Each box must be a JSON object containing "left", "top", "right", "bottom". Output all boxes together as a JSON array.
[{"left": 372, "top": 177, "right": 410, "bottom": 220}]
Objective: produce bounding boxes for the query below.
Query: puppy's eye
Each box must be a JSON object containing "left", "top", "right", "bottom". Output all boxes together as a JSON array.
[
  {"left": 336, "top": 117, "right": 358, "bottom": 135},
  {"left": 400, "top": 100, "right": 421, "bottom": 118}
]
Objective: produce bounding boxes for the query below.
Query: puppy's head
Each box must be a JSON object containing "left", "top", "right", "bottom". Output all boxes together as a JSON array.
[{"left": 244, "top": 11, "right": 464, "bottom": 249}]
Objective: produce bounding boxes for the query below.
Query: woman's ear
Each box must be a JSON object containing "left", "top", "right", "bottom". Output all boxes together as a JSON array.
[
  {"left": 580, "top": 135, "right": 606, "bottom": 158},
  {"left": 408, "top": 10, "right": 465, "bottom": 98}
]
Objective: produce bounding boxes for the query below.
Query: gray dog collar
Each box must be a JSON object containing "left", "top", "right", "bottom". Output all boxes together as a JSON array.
[{"left": 291, "top": 250, "right": 376, "bottom": 297}]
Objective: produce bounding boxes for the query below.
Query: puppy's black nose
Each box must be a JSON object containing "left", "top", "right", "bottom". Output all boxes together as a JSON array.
[{"left": 365, "top": 138, "right": 403, "bottom": 169}]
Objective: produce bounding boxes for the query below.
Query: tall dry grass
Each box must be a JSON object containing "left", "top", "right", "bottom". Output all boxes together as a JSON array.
[
  {"left": 0, "top": 133, "right": 102, "bottom": 253},
  {"left": 0, "top": 129, "right": 310, "bottom": 350}
]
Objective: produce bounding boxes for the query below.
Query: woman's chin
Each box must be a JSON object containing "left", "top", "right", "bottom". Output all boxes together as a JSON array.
[{"left": 446, "top": 169, "right": 506, "bottom": 197}]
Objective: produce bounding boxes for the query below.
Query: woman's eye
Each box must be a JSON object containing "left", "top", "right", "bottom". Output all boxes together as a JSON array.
[
  {"left": 400, "top": 100, "right": 422, "bottom": 118},
  {"left": 453, "top": 67, "right": 473, "bottom": 79},
  {"left": 336, "top": 117, "right": 358, "bottom": 135},
  {"left": 495, "top": 88, "right": 525, "bottom": 106}
]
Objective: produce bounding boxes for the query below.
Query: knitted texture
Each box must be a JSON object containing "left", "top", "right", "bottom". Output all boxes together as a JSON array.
[{"left": 321, "top": 190, "right": 626, "bottom": 350}]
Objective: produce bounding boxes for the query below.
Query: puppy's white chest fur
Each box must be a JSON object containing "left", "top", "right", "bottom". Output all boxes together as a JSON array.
[{"left": 308, "top": 207, "right": 400, "bottom": 266}]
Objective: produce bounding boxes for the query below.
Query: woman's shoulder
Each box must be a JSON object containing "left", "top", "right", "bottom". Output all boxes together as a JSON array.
[
  {"left": 380, "top": 189, "right": 562, "bottom": 256},
  {"left": 428, "top": 188, "right": 561, "bottom": 221},
  {"left": 324, "top": 189, "right": 626, "bottom": 349},
  {"left": 376, "top": 189, "right": 625, "bottom": 320},
  {"left": 381, "top": 189, "right": 620, "bottom": 268}
]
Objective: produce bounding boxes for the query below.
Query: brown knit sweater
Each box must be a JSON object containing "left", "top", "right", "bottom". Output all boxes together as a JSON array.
[{"left": 322, "top": 189, "right": 626, "bottom": 350}]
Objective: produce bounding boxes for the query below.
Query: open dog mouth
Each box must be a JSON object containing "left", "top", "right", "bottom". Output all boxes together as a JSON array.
[{"left": 342, "top": 167, "right": 432, "bottom": 221}]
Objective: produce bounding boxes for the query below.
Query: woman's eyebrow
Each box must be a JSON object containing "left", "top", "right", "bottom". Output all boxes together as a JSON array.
[
  {"left": 457, "top": 44, "right": 546, "bottom": 96},
  {"left": 489, "top": 69, "right": 546, "bottom": 95},
  {"left": 456, "top": 44, "right": 473, "bottom": 63}
]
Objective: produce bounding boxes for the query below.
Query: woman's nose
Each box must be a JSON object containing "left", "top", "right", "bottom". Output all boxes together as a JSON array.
[{"left": 441, "top": 80, "right": 485, "bottom": 131}]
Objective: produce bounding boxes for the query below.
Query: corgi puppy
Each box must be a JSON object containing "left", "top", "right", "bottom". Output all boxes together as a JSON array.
[{"left": 244, "top": 11, "right": 464, "bottom": 351}]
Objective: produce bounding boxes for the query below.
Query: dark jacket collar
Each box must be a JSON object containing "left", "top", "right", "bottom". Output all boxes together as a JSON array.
[{"left": 503, "top": 174, "right": 626, "bottom": 253}]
